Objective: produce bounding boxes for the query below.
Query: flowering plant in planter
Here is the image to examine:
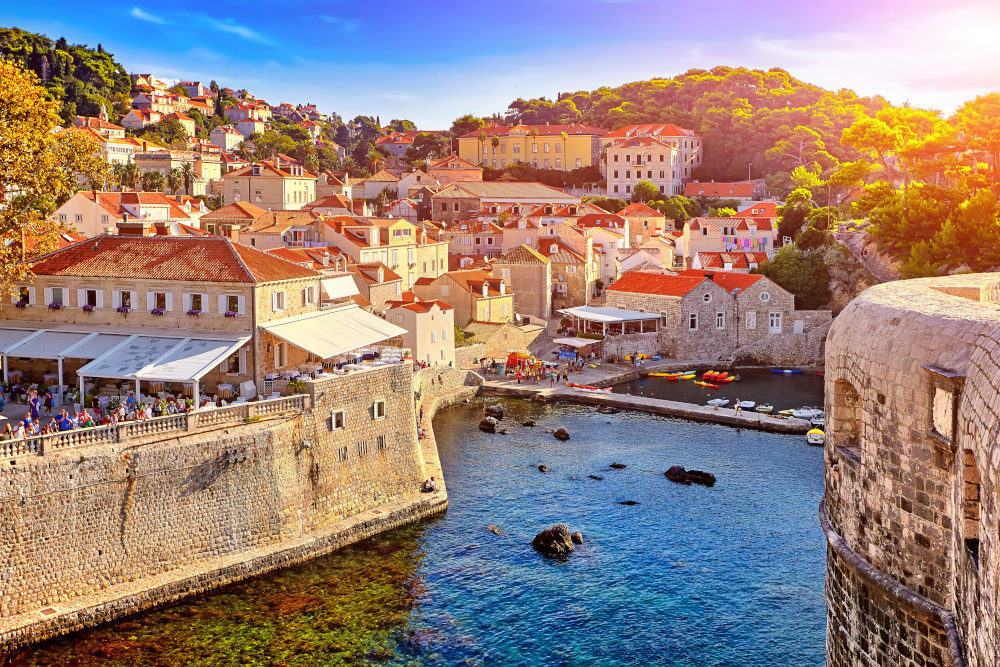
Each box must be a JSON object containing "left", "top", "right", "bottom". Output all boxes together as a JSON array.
[
  {"left": 224, "top": 310, "right": 238, "bottom": 318},
  {"left": 187, "top": 308, "right": 201, "bottom": 317},
  {"left": 82, "top": 304, "right": 95, "bottom": 313},
  {"left": 116, "top": 305, "right": 130, "bottom": 314},
  {"left": 151, "top": 307, "right": 165, "bottom": 316},
  {"left": 48, "top": 302, "right": 62, "bottom": 310},
  {"left": 14, "top": 300, "right": 27, "bottom": 309}
]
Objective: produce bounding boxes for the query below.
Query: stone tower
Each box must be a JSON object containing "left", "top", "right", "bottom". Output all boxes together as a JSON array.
[{"left": 823, "top": 274, "right": 1000, "bottom": 667}]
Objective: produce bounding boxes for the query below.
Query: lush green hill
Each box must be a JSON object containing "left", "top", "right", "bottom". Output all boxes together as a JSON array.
[{"left": 0, "top": 27, "right": 132, "bottom": 124}]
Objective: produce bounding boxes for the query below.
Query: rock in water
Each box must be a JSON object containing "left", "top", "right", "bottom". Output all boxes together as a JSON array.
[
  {"left": 588, "top": 475, "right": 604, "bottom": 481},
  {"left": 478, "top": 417, "right": 498, "bottom": 433},
  {"left": 538, "top": 464, "right": 548, "bottom": 473},
  {"left": 498, "top": 428, "right": 509, "bottom": 434},
  {"left": 597, "top": 406, "right": 619, "bottom": 415},
  {"left": 484, "top": 404, "right": 504, "bottom": 419},
  {"left": 609, "top": 462, "right": 627, "bottom": 470},
  {"left": 570, "top": 532, "right": 583, "bottom": 544},
  {"left": 619, "top": 500, "right": 639, "bottom": 506},
  {"left": 686, "top": 470, "right": 717, "bottom": 487},
  {"left": 553, "top": 427, "right": 570, "bottom": 440},
  {"left": 665, "top": 465, "right": 691, "bottom": 485},
  {"left": 486, "top": 525, "right": 503, "bottom": 536},
  {"left": 522, "top": 419, "right": 536, "bottom": 427},
  {"left": 532, "top": 524, "right": 575, "bottom": 558}
]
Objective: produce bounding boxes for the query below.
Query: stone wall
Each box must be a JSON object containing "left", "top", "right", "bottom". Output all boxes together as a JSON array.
[
  {"left": 454, "top": 343, "right": 487, "bottom": 369},
  {"left": 822, "top": 273, "right": 1000, "bottom": 667},
  {"left": 733, "top": 315, "right": 831, "bottom": 367},
  {"left": 0, "top": 364, "right": 445, "bottom": 653}
]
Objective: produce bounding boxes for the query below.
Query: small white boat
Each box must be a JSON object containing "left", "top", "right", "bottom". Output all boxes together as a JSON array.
[
  {"left": 737, "top": 400, "right": 756, "bottom": 410},
  {"left": 756, "top": 404, "right": 774, "bottom": 413},
  {"left": 806, "top": 428, "right": 825, "bottom": 446},
  {"left": 707, "top": 398, "right": 730, "bottom": 408},
  {"left": 793, "top": 408, "right": 821, "bottom": 419},
  {"left": 811, "top": 415, "right": 826, "bottom": 428}
]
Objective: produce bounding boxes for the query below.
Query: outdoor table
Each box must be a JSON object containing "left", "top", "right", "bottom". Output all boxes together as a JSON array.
[
  {"left": 8, "top": 370, "right": 22, "bottom": 383},
  {"left": 43, "top": 373, "right": 58, "bottom": 384}
]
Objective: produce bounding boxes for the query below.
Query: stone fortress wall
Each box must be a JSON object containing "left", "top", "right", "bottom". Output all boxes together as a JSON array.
[
  {"left": 823, "top": 273, "right": 1000, "bottom": 667},
  {"left": 0, "top": 363, "right": 466, "bottom": 654}
]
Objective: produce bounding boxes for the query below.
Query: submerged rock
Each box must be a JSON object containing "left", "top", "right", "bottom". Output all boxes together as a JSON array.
[
  {"left": 588, "top": 475, "right": 604, "bottom": 481},
  {"left": 478, "top": 417, "right": 498, "bottom": 433},
  {"left": 665, "top": 465, "right": 691, "bottom": 485},
  {"left": 486, "top": 525, "right": 504, "bottom": 536},
  {"left": 570, "top": 532, "right": 583, "bottom": 544},
  {"left": 597, "top": 406, "right": 619, "bottom": 415},
  {"left": 522, "top": 419, "right": 536, "bottom": 427},
  {"left": 553, "top": 428, "right": 570, "bottom": 440},
  {"left": 532, "top": 523, "right": 575, "bottom": 558},
  {"left": 687, "top": 470, "right": 717, "bottom": 487},
  {"left": 609, "top": 462, "right": 627, "bottom": 470},
  {"left": 619, "top": 500, "right": 639, "bottom": 506},
  {"left": 664, "top": 466, "right": 716, "bottom": 487},
  {"left": 484, "top": 404, "right": 504, "bottom": 419},
  {"left": 538, "top": 464, "right": 548, "bottom": 473},
  {"left": 498, "top": 428, "right": 509, "bottom": 434}
]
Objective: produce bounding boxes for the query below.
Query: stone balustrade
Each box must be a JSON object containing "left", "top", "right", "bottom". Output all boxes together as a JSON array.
[{"left": 1, "top": 394, "right": 308, "bottom": 461}]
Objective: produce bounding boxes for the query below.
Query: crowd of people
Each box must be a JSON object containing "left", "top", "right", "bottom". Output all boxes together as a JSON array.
[{"left": 0, "top": 388, "right": 197, "bottom": 441}]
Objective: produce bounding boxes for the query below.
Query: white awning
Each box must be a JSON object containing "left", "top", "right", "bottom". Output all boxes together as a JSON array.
[
  {"left": 78, "top": 335, "right": 247, "bottom": 382},
  {"left": 62, "top": 333, "right": 133, "bottom": 360},
  {"left": 553, "top": 337, "right": 600, "bottom": 348},
  {"left": 0, "top": 328, "right": 39, "bottom": 353},
  {"left": 558, "top": 306, "right": 661, "bottom": 323},
  {"left": 261, "top": 305, "right": 406, "bottom": 359},
  {"left": 5, "top": 331, "right": 92, "bottom": 360},
  {"left": 321, "top": 275, "right": 360, "bottom": 300},
  {"left": 136, "top": 337, "right": 250, "bottom": 382}
]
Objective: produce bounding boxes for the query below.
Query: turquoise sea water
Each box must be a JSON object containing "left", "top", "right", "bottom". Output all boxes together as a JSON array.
[{"left": 18, "top": 399, "right": 826, "bottom": 666}]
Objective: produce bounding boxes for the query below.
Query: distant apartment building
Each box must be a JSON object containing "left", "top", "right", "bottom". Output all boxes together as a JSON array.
[
  {"left": 210, "top": 125, "right": 244, "bottom": 151},
  {"left": 222, "top": 160, "right": 317, "bottom": 210},
  {"left": 458, "top": 123, "right": 608, "bottom": 170},
  {"left": 430, "top": 181, "right": 580, "bottom": 225},
  {"left": 413, "top": 270, "right": 513, "bottom": 325},
  {"left": 426, "top": 154, "right": 483, "bottom": 184},
  {"left": 385, "top": 297, "right": 456, "bottom": 367},
  {"left": 603, "top": 124, "right": 702, "bottom": 196}
]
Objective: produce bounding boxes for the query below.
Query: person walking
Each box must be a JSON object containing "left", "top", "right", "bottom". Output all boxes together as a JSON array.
[
  {"left": 28, "top": 390, "right": 39, "bottom": 422},
  {"left": 735, "top": 398, "right": 743, "bottom": 415}
]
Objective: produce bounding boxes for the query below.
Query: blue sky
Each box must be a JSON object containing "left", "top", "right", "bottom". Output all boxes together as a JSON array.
[{"left": 2, "top": 0, "right": 996, "bottom": 127}]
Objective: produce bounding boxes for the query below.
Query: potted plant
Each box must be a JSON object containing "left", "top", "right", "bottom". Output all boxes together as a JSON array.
[
  {"left": 224, "top": 310, "right": 238, "bottom": 318},
  {"left": 287, "top": 378, "right": 306, "bottom": 393},
  {"left": 48, "top": 302, "right": 62, "bottom": 311},
  {"left": 151, "top": 307, "right": 165, "bottom": 316},
  {"left": 14, "top": 300, "right": 27, "bottom": 309},
  {"left": 187, "top": 308, "right": 201, "bottom": 317},
  {"left": 82, "top": 304, "right": 95, "bottom": 313},
  {"left": 117, "top": 305, "right": 130, "bottom": 316}
]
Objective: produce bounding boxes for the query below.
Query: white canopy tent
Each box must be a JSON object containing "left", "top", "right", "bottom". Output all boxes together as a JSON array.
[
  {"left": 321, "top": 275, "right": 360, "bottom": 301},
  {"left": 261, "top": 305, "right": 406, "bottom": 360},
  {"left": 557, "top": 305, "right": 661, "bottom": 337}
]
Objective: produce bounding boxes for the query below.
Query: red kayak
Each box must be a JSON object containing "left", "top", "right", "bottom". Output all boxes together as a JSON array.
[{"left": 566, "top": 382, "right": 612, "bottom": 392}]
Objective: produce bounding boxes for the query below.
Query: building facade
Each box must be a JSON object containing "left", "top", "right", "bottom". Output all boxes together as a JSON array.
[{"left": 457, "top": 123, "right": 608, "bottom": 170}]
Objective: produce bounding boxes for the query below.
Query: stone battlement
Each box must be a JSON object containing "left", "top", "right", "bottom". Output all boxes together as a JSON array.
[{"left": 823, "top": 273, "right": 1000, "bottom": 667}]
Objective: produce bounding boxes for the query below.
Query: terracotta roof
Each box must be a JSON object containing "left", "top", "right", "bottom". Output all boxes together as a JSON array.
[
  {"left": 433, "top": 182, "right": 579, "bottom": 202},
  {"left": 385, "top": 299, "right": 453, "bottom": 313},
  {"left": 448, "top": 254, "right": 493, "bottom": 271},
  {"left": 437, "top": 269, "right": 507, "bottom": 296},
  {"left": 29, "top": 236, "right": 319, "bottom": 283},
  {"left": 225, "top": 161, "right": 316, "bottom": 180},
  {"left": 683, "top": 182, "right": 756, "bottom": 198},
  {"left": 307, "top": 194, "right": 354, "bottom": 210},
  {"left": 619, "top": 202, "right": 665, "bottom": 218},
  {"left": 607, "top": 136, "right": 677, "bottom": 150},
  {"left": 692, "top": 252, "right": 769, "bottom": 270},
  {"left": 603, "top": 123, "right": 699, "bottom": 139},
  {"left": 735, "top": 203, "right": 778, "bottom": 218},
  {"left": 679, "top": 269, "right": 767, "bottom": 292},
  {"left": 607, "top": 271, "right": 706, "bottom": 297},
  {"left": 349, "top": 262, "right": 401, "bottom": 284},
  {"left": 427, "top": 154, "right": 481, "bottom": 170},
  {"left": 494, "top": 244, "right": 550, "bottom": 265},
  {"left": 539, "top": 239, "right": 584, "bottom": 264},
  {"left": 73, "top": 116, "right": 124, "bottom": 132},
  {"left": 460, "top": 123, "right": 608, "bottom": 138},
  {"left": 76, "top": 191, "right": 193, "bottom": 221},
  {"left": 363, "top": 169, "right": 400, "bottom": 183},
  {"left": 576, "top": 213, "right": 626, "bottom": 228},
  {"left": 687, "top": 216, "right": 773, "bottom": 232},
  {"left": 376, "top": 132, "right": 413, "bottom": 145},
  {"left": 265, "top": 246, "right": 349, "bottom": 271},
  {"left": 200, "top": 202, "right": 267, "bottom": 222},
  {"left": 242, "top": 210, "right": 318, "bottom": 234}
]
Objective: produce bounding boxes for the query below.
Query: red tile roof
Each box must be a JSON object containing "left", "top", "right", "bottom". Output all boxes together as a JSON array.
[
  {"left": 603, "top": 123, "right": 699, "bottom": 139},
  {"left": 30, "top": 236, "right": 319, "bottom": 283},
  {"left": 683, "top": 182, "right": 756, "bottom": 198},
  {"left": 679, "top": 269, "right": 765, "bottom": 292},
  {"left": 619, "top": 202, "right": 665, "bottom": 218},
  {"left": 460, "top": 123, "right": 608, "bottom": 138},
  {"left": 607, "top": 271, "right": 706, "bottom": 297},
  {"left": 692, "top": 252, "right": 769, "bottom": 270},
  {"left": 576, "top": 213, "right": 626, "bottom": 228},
  {"left": 201, "top": 201, "right": 268, "bottom": 222},
  {"left": 735, "top": 203, "right": 778, "bottom": 218},
  {"left": 385, "top": 299, "right": 453, "bottom": 313}
]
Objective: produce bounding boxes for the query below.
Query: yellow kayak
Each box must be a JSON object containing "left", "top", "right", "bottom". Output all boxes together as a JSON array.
[
  {"left": 680, "top": 374, "right": 696, "bottom": 380},
  {"left": 649, "top": 372, "right": 677, "bottom": 377}
]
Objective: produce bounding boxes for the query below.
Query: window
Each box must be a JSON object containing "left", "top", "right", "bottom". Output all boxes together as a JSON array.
[
  {"left": 555, "top": 143, "right": 561, "bottom": 153},
  {"left": 702, "top": 293, "right": 712, "bottom": 303},
  {"left": 442, "top": 328, "right": 448, "bottom": 341},
  {"left": 101, "top": 215, "right": 109, "bottom": 224},
  {"left": 568, "top": 265, "right": 576, "bottom": 274},
  {"left": 75, "top": 214, "right": 83, "bottom": 222},
  {"left": 442, "top": 285, "right": 449, "bottom": 296},
  {"left": 454, "top": 203, "right": 459, "bottom": 212},
  {"left": 254, "top": 190, "right": 262, "bottom": 203},
  {"left": 58, "top": 214, "right": 66, "bottom": 222},
  {"left": 543, "top": 143, "right": 550, "bottom": 153},
  {"left": 189, "top": 293, "right": 203, "bottom": 311},
  {"left": 337, "top": 446, "right": 348, "bottom": 462},
  {"left": 227, "top": 294, "right": 239, "bottom": 313},
  {"left": 716, "top": 312, "right": 725, "bottom": 329},
  {"left": 613, "top": 154, "right": 619, "bottom": 162},
  {"left": 85, "top": 289, "right": 99, "bottom": 308},
  {"left": 659, "top": 171, "right": 665, "bottom": 179},
  {"left": 372, "top": 400, "right": 386, "bottom": 420},
  {"left": 532, "top": 143, "right": 538, "bottom": 153},
  {"left": 273, "top": 341, "right": 285, "bottom": 367},
  {"left": 482, "top": 144, "right": 488, "bottom": 155},
  {"left": 513, "top": 144, "right": 520, "bottom": 154},
  {"left": 272, "top": 291, "right": 286, "bottom": 312},
  {"left": 358, "top": 440, "right": 369, "bottom": 457},
  {"left": 223, "top": 350, "right": 240, "bottom": 373},
  {"left": 769, "top": 312, "right": 782, "bottom": 334},
  {"left": 50, "top": 287, "right": 64, "bottom": 306},
  {"left": 303, "top": 286, "right": 316, "bottom": 305},
  {"left": 613, "top": 186, "right": 619, "bottom": 193},
  {"left": 964, "top": 449, "right": 981, "bottom": 566},
  {"left": 659, "top": 154, "right": 664, "bottom": 162},
  {"left": 746, "top": 312, "right": 757, "bottom": 329},
  {"left": 430, "top": 331, "right": 436, "bottom": 343},
  {"left": 626, "top": 154, "right": 631, "bottom": 162},
  {"left": 688, "top": 313, "right": 698, "bottom": 330},
  {"left": 760, "top": 292, "right": 771, "bottom": 303},
  {"left": 626, "top": 170, "right": 631, "bottom": 179},
  {"left": 118, "top": 290, "right": 132, "bottom": 309},
  {"left": 502, "top": 303, "right": 508, "bottom": 315},
  {"left": 575, "top": 158, "right": 582, "bottom": 168},
  {"left": 377, "top": 434, "right": 387, "bottom": 450},
  {"left": 614, "top": 170, "right": 619, "bottom": 179},
  {"left": 233, "top": 191, "right": 240, "bottom": 202}
]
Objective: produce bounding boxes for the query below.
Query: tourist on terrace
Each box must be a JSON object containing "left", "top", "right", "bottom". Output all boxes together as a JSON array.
[
  {"left": 43, "top": 391, "right": 53, "bottom": 416},
  {"left": 12, "top": 421, "right": 24, "bottom": 439},
  {"left": 422, "top": 477, "right": 436, "bottom": 492},
  {"left": 28, "top": 390, "right": 40, "bottom": 421},
  {"left": 0, "top": 423, "right": 11, "bottom": 440}
]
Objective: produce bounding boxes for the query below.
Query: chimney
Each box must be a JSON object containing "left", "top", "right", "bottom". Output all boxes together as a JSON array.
[
  {"left": 274, "top": 155, "right": 281, "bottom": 171},
  {"left": 321, "top": 251, "right": 329, "bottom": 267}
]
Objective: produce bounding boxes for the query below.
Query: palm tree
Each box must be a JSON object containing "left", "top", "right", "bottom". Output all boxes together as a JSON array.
[
  {"left": 527, "top": 129, "right": 539, "bottom": 166},
  {"left": 180, "top": 162, "right": 196, "bottom": 194},
  {"left": 122, "top": 162, "right": 140, "bottom": 190},
  {"left": 141, "top": 170, "right": 165, "bottom": 192},
  {"left": 478, "top": 130, "right": 488, "bottom": 165},
  {"left": 560, "top": 131, "right": 569, "bottom": 170},
  {"left": 166, "top": 167, "right": 183, "bottom": 194},
  {"left": 111, "top": 162, "right": 127, "bottom": 190}
]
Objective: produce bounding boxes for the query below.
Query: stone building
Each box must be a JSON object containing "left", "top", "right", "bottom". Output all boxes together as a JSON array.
[
  {"left": 222, "top": 160, "right": 317, "bottom": 210},
  {"left": 413, "top": 270, "right": 513, "bottom": 325},
  {"left": 491, "top": 245, "right": 552, "bottom": 321},
  {"left": 429, "top": 181, "right": 579, "bottom": 225},
  {"left": 822, "top": 273, "right": 1000, "bottom": 667},
  {"left": 439, "top": 220, "right": 504, "bottom": 257},
  {"left": 385, "top": 296, "right": 456, "bottom": 367}
]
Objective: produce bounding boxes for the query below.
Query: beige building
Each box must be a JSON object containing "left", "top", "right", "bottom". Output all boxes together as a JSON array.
[
  {"left": 200, "top": 202, "right": 268, "bottom": 240},
  {"left": 413, "top": 270, "right": 513, "bottom": 325},
  {"left": 385, "top": 297, "right": 455, "bottom": 367},
  {"left": 678, "top": 216, "right": 776, "bottom": 269},
  {"left": 348, "top": 263, "right": 403, "bottom": 310},
  {"left": 210, "top": 125, "right": 244, "bottom": 151},
  {"left": 440, "top": 220, "right": 504, "bottom": 257},
  {"left": 491, "top": 245, "right": 552, "bottom": 320},
  {"left": 223, "top": 160, "right": 317, "bottom": 210},
  {"left": 53, "top": 191, "right": 207, "bottom": 237},
  {"left": 430, "top": 181, "right": 580, "bottom": 225},
  {"left": 133, "top": 149, "right": 222, "bottom": 196},
  {"left": 602, "top": 123, "right": 703, "bottom": 195},
  {"left": 458, "top": 123, "right": 608, "bottom": 170},
  {"left": 237, "top": 210, "right": 320, "bottom": 250},
  {"left": 619, "top": 202, "right": 670, "bottom": 242},
  {"left": 426, "top": 154, "right": 483, "bottom": 184}
]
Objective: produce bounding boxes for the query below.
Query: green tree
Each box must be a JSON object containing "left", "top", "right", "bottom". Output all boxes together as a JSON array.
[
  {"left": 753, "top": 245, "right": 831, "bottom": 309},
  {"left": 582, "top": 196, "right": 627, "bottom": 213},
  {"left": 631, "top": 180, "right": 658, "bottom": 203},
  {"left": 954, "top": 94, "right": 1000, "bottom": 182},
  {"left": 405, "top": 132, "right": 449, "bottom": 164},
  {"left": 141, "top": 170, "right": 165, "bottom": 192},
  {"left": 179, "top": 162, "right": 196, "bottom": 194},
  {"left": 166, "top": 167, "right": 183, "bottom": 194},
  {"left": 387, "top": 119, "right": 416, "bottom": 133}
]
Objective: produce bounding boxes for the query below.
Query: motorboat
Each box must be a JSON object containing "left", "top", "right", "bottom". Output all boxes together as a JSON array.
[
  {"left": 806, "top": 429, "right": 826, "bottom": 446},
  {"left": 737, "top": 400, "right": 756, "bottom": 410},
  {"left": 793, "top": 408, "right": 822, "bottom": 419},
  {"left": 811, "top": 415, "right": 826, "bottom": 428},
  {"left": 707, "top": 398, "right": 730, "bottom": 407},
  {"left": 756, "top": 404, "right": 774, "bottom": 413},
  {"left": 771, "top": 368, "right": 804, "bottom": 374}
]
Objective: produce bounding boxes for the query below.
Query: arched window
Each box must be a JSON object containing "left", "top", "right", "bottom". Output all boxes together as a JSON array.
[{"left": 964, "top": 449, "right": 981, "bottom": 567}]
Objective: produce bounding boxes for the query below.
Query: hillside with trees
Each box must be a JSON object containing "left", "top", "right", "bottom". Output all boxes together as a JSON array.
[{"left": 0, "top": 27, "right": 132, "bottom": 124}]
